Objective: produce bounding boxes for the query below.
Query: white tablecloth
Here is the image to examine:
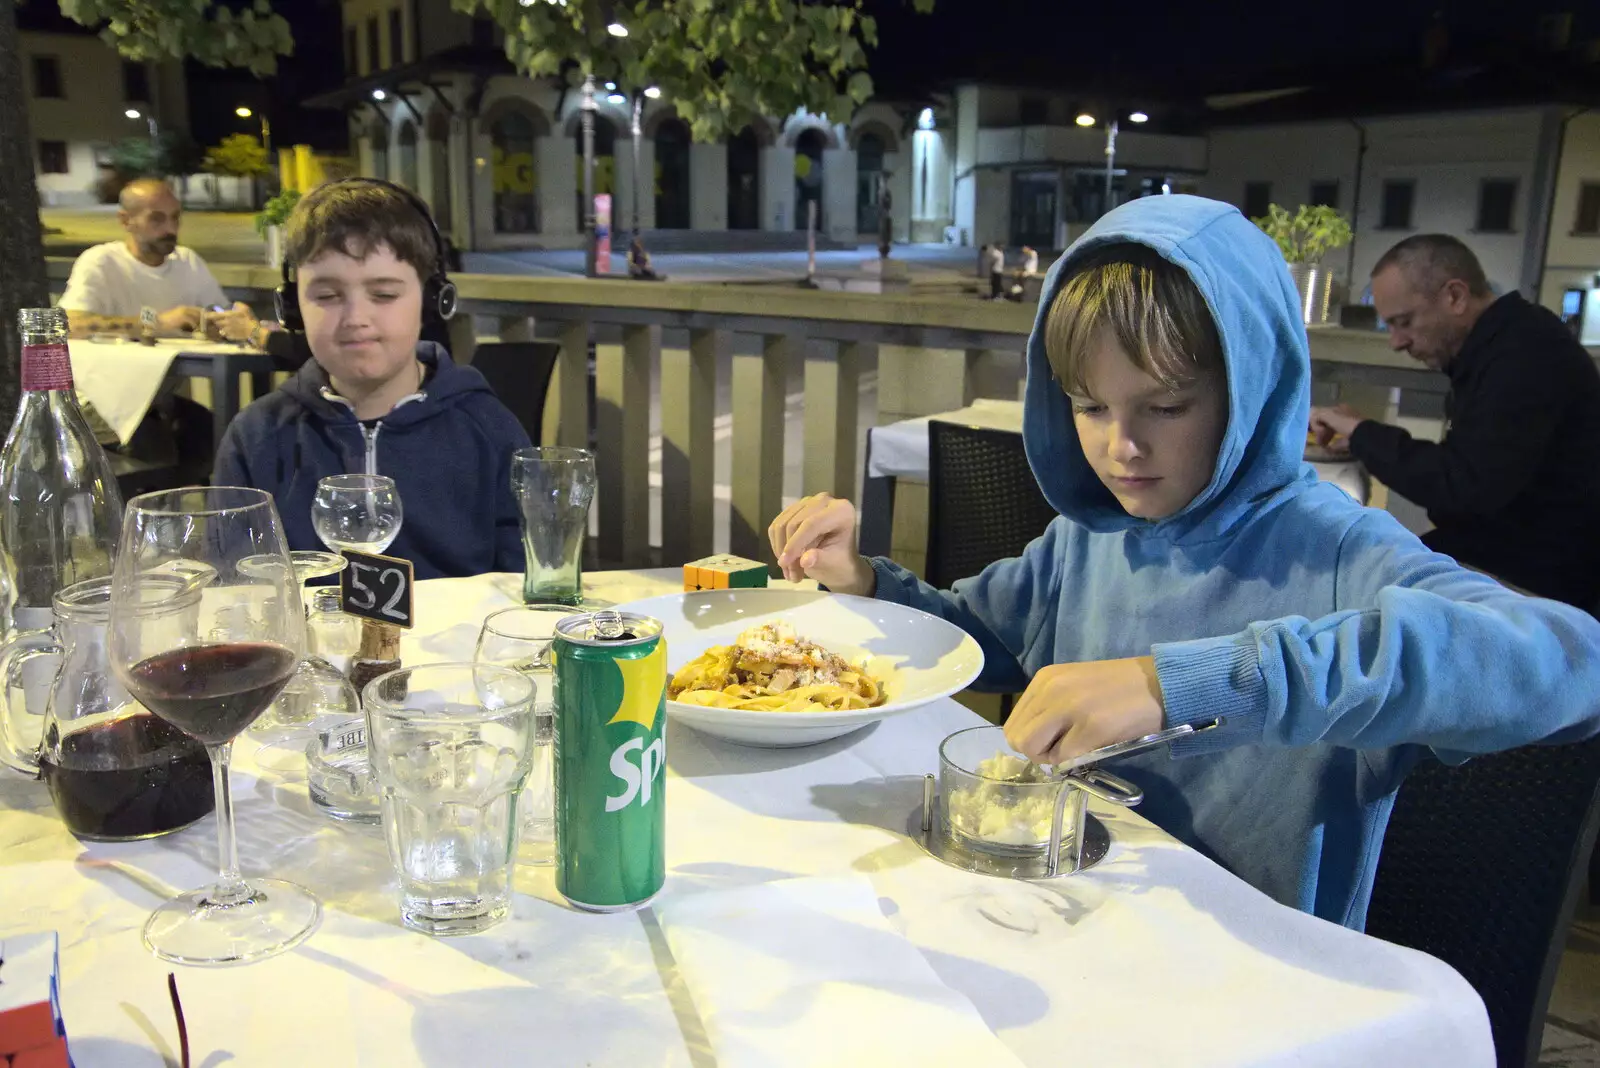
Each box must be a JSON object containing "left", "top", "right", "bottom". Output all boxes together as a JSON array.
[
  {"left": 0, "top": 571, "right": 1492, "bottom": 1067},
  {"left": 69, "top": 338, "right": 255, "bottom": 443},
  {"left": 868, "top": 399, "right": 1370, "bottom": 503}
]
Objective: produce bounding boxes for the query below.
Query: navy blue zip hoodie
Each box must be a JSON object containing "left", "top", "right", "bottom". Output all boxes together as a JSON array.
[{"left": 213, "top": 342, "right": 530, "bottom": 579}]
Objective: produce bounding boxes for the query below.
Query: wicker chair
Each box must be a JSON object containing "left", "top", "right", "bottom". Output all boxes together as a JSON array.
[
  {"left": 1364, "top": 735, "right": 1600, "bottom": 1068},
  {"left": 925, "top": 420, "right": 1057, "bottom": 591},
  {"left": 469, "top": 341, "right": 562, "bottom": 444}
]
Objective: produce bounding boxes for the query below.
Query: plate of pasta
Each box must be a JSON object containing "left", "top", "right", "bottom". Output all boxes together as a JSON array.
[{"left": 615, "top": 589, "right": 985, "bottom": 747}]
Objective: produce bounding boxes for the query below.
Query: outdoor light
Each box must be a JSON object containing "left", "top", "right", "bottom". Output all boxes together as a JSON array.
[
  {"left": 644, "top": 86, "right": 662, "bottom": 99},
  {"left": 917, "top": 107, "right": 935, "bottom": 130},
  {"left": 235, "top": 106, "right": 252, "bottom": 118},
  {"left": 607, "top": 22, "right": 628, "bottom": 36},
  {"left": 125, "top": 108, "right": 141, "bottom": 119},
  {"left": 372, "top": 89, "right": 387, "bottom": 101},
  {"left": 1129, "top": 111, "right": 1149, "bottom": 123},
  {"left": 605, "top": 81, "right": 616, "bottom": 91},
  {"left": 1075, "top": 113, "right": 1096, "bottom": 127},
  {"left": 607, "top": 93, "right": 627, "bottom": 104}
]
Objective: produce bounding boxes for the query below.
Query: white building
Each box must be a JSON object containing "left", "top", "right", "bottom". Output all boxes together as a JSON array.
[
  {"left": 1202, "top": 100, "right": 1600, "bottom": 338},
  {"left": 21, "top": 29, "right": 188, "bottom": 206}
]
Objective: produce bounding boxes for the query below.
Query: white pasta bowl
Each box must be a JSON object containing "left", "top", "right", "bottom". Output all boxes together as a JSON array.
[{"left": 614, "top": 589, "right": 986, "bottom": 747}]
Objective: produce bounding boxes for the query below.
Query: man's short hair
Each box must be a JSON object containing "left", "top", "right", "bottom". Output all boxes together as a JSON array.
[
  {"left": 1372, "top": 234, "right": 1491, "bottom": 298},
  {"left": 1043, "top": 242, "right": 1223, "bottom": 396},
  {"left": 118, "top": 177, "right": 175, "bottom": 212},
  {"left": 284, "top": 179, "right": 439, "bottom": 284}
]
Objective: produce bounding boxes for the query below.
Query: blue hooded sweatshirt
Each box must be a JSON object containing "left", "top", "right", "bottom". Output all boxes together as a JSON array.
[
  {"left": 213, "top": 341, "right": 530, "bottom": 580},
  {"left": 871, "top": 195, "right": 1600, "bottom": 929}
]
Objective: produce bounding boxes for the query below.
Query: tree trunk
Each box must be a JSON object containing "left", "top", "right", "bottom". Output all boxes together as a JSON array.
[{"left": 0, "top": 0, "right": 49, "bottom": 419}]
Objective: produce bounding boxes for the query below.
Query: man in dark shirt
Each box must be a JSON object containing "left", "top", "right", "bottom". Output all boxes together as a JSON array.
[{"left": 1310, "top": 234, "right": 1600, "bottom": 611}]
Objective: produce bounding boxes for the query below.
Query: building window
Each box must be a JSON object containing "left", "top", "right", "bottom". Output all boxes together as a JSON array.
[
  {"left": 1018, "top": 97, "right": 1048, "bottom": 126},
  {"left": 122, "top": 60, "right": 150, "bottom": 103},
  {"left": 1576, "top": 183, "right": 1600, "bottom": 236},
  {"left": 1309, "top": 180, "right": 1340, "bottom": 209},
  {"left": 388, "top": 7, "right": 404, "bottom": 66},
  {"left": 1379, "top": 180, "right": 1415, "bottom": 230},
  {"left": 346, "top": 27, "right": 357, "bottom": 75},
  {"left": 1475, "top": 179, "right": 1517, "bottom": 233},
  {"left": 31, "top": 56, "right": 63, "bottom": 99},
  {"left": 38, "top": 141, "right": 69, "bottom": 174},
  {"left": 490, "top": 109, "right": 539, "bottom": 233},
  {"left": 366, "top": 16, "right": 380, "bottom": 73},
  {"left": 1243, "top": 181, "right": 1271, "bottom": 219}
]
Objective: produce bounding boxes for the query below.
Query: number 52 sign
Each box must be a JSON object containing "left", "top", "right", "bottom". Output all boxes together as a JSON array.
[{"left": 339, "top": 549, "right": 415, "bottom": 629}]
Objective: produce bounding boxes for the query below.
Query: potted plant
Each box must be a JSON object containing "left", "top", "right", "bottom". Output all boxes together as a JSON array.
[
  {"left": 1252, "top": 204, "right": 1354, "bottom": 326},
  {"left": 255, "top": 188, "right": 301, "bottom": 268}
]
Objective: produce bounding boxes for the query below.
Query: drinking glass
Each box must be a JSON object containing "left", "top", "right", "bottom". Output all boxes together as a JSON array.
[
  {"left": 364, "top": 663, "right": 536, "bottom": 936},
  {"left": 474, "top": 605, "right": 580, "bottom": 863},
  {"left": 312, "top": 474, "right": 403, "bottom": 555},
  {"left": 244, "top": 550, "right": 349, "bottom": 740},
  {"left": 511, "top": 447, "right": 595, "bottom": 605},
  {"left": 109, "top": 486, "right": 318, "bottom": 966}
]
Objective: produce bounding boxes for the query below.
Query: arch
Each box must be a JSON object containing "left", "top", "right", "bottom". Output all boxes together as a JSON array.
[
  {"left": 425, "top": 107, "right": 451, "bottom": 143},
  {"left": 478, "top": 96, "right": 551, "bottom": 138},
  {"left": 562, "top": 103, "right": 629, "bottom": 138},
  {"left": 396, "top": 121, "right": 420, "bottom": 191},
  {"left": 781, "top": 115, "right": 839, "bottom": 151},
  {"left": 849, "top": 119, "right": 899, "bottom": 154},
  {"left": 489, "top": 107, "right": 539, "bottom": 233},
  {"left": 654, "top": 117, "right": 691, "bottom": 229},
  {"left": 642, "top": 105, "right": 685, "bottom": 140}
]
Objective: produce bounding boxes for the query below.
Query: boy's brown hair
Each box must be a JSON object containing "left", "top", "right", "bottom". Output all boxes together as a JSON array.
[
  {"left": 1043, "top": 242, "right": 1224, "bottom": 396},
  {"left": 284, "top": 179, "right": 438, "bottom": 283}
]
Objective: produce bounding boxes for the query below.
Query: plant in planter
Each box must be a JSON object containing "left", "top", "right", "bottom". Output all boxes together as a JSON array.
[
  {"left": 1252, "top": 203, "right": 1353, "bottom": 325},
  {"left": 255, "top": 189, "right": 301, "bottom": 267}
]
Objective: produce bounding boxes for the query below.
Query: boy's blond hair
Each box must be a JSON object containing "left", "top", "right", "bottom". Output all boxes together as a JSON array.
[{"left": 1043, "top": 243, "right": 1223, "bottom": 396}]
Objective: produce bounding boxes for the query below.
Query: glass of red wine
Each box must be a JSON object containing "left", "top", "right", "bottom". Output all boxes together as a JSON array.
[{"left": 109, "top": 486, "right": 319, "bottom": 966}]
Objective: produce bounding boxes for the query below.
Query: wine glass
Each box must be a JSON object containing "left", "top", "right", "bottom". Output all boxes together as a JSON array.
[
  {"left": 110, "top": 486, "right": 319, "bottom": 966},
  {"left": 312, "top": 474, "right": 403, "bottom": 555}
]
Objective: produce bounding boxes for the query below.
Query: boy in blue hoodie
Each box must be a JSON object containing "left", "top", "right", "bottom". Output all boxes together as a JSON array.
[
  {"left": 213, "top": 179, "right": 530, "bottom": 579},
  {"left": 770, "top": 195, "right": 1600, "bottom": 930}
]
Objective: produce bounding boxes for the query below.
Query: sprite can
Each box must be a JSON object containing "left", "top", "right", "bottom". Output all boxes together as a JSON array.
[{"left": 552, "top": 609, "right": 667, "bottom": 911}]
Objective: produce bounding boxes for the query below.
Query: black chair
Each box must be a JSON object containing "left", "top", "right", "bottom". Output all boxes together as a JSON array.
[
  {"left": 1364, "top": 736, "right": 1600, "bottom": 1068},
  {"left": 925, "top": 420, "right": 1057, "bottom": 590},
  {"left": 470, "top": 341, "right": 561, "bottom": 444}
]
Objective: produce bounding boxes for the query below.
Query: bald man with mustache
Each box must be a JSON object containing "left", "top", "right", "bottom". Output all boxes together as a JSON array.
[{"left": 58, "top": 177, "right": 269, "bottom": 345}]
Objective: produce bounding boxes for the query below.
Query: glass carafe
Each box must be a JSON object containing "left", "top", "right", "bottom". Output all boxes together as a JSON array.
[{"left": 0, "top": 576, "right": 213, "bottom": 840}]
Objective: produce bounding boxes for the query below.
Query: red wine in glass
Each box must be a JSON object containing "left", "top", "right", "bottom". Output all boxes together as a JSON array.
[
  {"left": 127, "top": 642, "right": 299, "bottom": 745},
  {"left": 40, "top": 713, "right": 214, "bottom": 840}
]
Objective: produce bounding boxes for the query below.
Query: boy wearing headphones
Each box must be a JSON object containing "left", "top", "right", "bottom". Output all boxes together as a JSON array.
[{"left": 213, "top": 179, "right": 531, "bottom": 579}]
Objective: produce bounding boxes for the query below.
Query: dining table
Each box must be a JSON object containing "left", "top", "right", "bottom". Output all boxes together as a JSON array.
[
  {"left": 0, "top": 569, "right": 1494, "bottom": 1066},
  {"left": 68, "top": 337, "right": 276, "bottom": 451}
]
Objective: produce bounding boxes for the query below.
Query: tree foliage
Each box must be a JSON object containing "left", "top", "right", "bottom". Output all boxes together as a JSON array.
[
  {"left": 456, "top": 0, "right": 936, "bottom": 142},
  {"left": 56, "top": 0, "right": 292, "bottom": 74},
  {"left": 203, "top": 133, "right": 272, "bottom": 178}
]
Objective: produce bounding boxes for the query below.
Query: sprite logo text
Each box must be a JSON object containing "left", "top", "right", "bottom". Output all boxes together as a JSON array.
[{"left": 606, "top": 736, "right": 665, "bottom": 812}]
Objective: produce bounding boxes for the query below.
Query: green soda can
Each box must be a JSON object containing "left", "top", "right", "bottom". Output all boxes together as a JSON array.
[{"left": 552, "top": 609, "right": 667, "bottom": 912}]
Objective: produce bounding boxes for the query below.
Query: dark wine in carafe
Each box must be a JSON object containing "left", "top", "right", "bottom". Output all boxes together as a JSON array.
[{"left": 39, "top": 712, "right": 214, "bottom": 840}]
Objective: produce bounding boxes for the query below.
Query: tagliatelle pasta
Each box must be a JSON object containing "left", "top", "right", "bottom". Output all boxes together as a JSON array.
[{"left": 668, "top": 621, "right": 886, "bottom": 713}]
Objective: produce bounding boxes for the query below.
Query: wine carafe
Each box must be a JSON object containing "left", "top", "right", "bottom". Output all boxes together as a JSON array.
[{"left": 0, "top": 577, "right": 213, "bottom": 840}]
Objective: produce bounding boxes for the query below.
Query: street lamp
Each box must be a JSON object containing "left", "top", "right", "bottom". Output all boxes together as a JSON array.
[
  {"left": 607, "top": 22, "right": 628, "bottom": 36},
  {"left": 1075, "top": 113, "right": 1096, "bottom": 127},
  {"left": 235, "top": 105, "right": 272, "bottom": 156},
  {"left": 581, "top": 73, "right": 598, "bottom": 277},
  {"left": 125, "top": 108, "right": 159, "bottom": 147}
]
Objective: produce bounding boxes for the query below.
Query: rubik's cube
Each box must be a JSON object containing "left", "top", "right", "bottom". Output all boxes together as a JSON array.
[{"left": 684, "top": 555, "right": 769, "bottom": 591}]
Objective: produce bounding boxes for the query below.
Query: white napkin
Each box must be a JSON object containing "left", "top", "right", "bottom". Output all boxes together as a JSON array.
[{"left": 656, "top": 876, "right": 1027, "bottom": 1067}]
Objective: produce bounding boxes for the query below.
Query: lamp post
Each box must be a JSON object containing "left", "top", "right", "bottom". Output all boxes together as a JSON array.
[
  {"left": 1078, "top": 109, "right": 1147, "bottom": 218},
  {"left": 582, "top": 73, "right": 597, "bottom": 278},
  {"left": 125, "top": 108, "right": 158, "bottom": 147},
  {"left": 235, "top": 106, "right": 272, "bottom": 156}
]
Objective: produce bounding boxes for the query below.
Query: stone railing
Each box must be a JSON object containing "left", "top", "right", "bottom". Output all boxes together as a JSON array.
[{"left": 46, "top": 258, "right": 1436, "bottom": 567}]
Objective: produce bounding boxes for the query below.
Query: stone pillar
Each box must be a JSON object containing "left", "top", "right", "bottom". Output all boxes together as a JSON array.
[
  {"left": 822, "top": 147, "right": 856, "bottom": 244},
  {"left": 536, "top": 134, "right": 578, "bottom": 237},
  {"left": 759, "top": 146, "right": 796, "bottom": 232}
]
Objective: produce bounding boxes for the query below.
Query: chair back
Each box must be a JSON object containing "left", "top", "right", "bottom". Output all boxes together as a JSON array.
[
  {"left": 1365, "top": 736, "right": 1600, "bottom": 1068},
  {"left": 925, "top": 420, "right": 1057, "bottom": 590},
  {"left": 469, "top": 341, "right": 561, "bottom": 444}
]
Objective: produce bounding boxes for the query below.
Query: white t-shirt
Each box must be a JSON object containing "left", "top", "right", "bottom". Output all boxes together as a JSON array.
[
  {"left": 1021, "top": 249, "right": 1039, "bottom": 275},
  {"left": 58, "top": 242, "right": 228, "bottom": 317},
  {"left": 987, "top": 246, "right": 1006, "bottom": 274}
]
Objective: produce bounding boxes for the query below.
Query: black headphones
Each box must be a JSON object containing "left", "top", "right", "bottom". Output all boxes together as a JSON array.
[{"left": 274, "top": 176, "right": 459, "bottom": 331}]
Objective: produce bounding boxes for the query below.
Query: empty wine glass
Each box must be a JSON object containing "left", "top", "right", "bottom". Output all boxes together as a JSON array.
[
  {"left": 110, "top": 486, "right": 319, "bottom": 966},
  {"left": 312, "top": 474, "right": 403, "bottom": 555}
]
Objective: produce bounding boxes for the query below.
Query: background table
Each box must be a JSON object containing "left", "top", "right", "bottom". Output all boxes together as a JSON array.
[
  {"left": 70, "top": 337, "right": 275, "bottom": 450},
  {"left": 0, "top": 570, "right": 1492, "bottom": 1066}
]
